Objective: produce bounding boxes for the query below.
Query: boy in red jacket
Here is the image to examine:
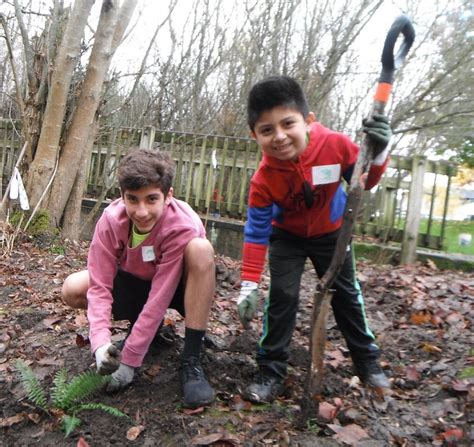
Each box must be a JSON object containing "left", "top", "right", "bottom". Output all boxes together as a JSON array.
[
  {"left": 62, "top": 149, "right": 215, "bottom": 409},
  {"left": 237, "top": 75, "right": 392, "bottom": 403}
]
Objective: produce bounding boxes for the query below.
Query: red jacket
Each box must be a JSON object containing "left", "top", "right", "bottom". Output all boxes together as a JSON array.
[{"left": 241, "top": 121, "right": 388, "bottom": 283}]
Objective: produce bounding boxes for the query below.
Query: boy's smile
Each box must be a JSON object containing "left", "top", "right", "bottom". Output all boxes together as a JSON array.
[
  {"left": 252, "top": 106, "right": 315, "bottom": 161},
  {"left": 123, "top": 185, "right": 173, "bottom": 234}
]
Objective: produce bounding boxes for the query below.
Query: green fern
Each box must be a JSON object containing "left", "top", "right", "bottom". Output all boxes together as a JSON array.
[
  {"left": 61, "top": 414, "right": 82, "bottom": 438},
  {"left": 15, "top": 362, "right": 126, "bottom": 437},
  {"left": 53, "top": 370, "right": 110, "bottom": 411},
  {"left": 73, "top": 402, "right": 127, "bottom": 418},
  {"left": 50, "top": 368, "right": 68, "bottom": 405},
  {"left": 15, "top": 360, "right": 48, "bottom": 411}
]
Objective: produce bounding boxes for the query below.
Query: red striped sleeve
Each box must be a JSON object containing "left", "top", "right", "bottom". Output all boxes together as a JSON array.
[{"left": 241, "top": 242, "right": 267, "bottom": 283}]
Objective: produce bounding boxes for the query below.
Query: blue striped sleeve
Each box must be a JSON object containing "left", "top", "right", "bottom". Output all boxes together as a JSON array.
[{"left": 244, "top": 205, "right": 273, "bottom": 245}]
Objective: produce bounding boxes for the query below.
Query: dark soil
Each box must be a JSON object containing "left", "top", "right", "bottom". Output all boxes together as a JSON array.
[{"left": 0, "top": 232, "right": 473, "bottom": 446}]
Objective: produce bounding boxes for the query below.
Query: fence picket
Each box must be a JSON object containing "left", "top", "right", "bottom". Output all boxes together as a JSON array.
[{"left": 0, "top": 121, "right": 458, "bottom": 252}]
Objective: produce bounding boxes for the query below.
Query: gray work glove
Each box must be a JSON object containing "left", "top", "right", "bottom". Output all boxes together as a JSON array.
[
  {"left": 106, "top": 363, "right": 135, "bottom": 393},
  {"left": 94, "top": 343, "right": 121, "bottom": 375},
  {"left": 362, "top": 113, "right": 393, "bottom": 161},
  {"left": 237, "top": 281, "right": 259, "bottom": 329}
]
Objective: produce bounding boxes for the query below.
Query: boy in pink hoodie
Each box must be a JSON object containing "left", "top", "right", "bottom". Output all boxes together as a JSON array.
[{"left": 62, "top": 149, "right": 215, "bottom": 409}]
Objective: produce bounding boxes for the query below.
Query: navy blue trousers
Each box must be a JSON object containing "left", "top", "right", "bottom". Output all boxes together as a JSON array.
[{"left": 257, "top": 227, "right": 381, "bottom": 378}]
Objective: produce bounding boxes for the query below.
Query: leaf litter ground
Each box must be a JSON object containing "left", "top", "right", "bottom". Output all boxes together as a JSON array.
[{"left": 0, "top": 235, "right": 473, "bottom": 446}]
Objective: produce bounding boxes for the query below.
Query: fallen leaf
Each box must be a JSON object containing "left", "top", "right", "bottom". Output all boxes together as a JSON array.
[
  {"left": 327, "top": 349, "right": 345, "bottom": 368},
  {"left": 349, "top": 376, "right": 361, "bottom": 388},
  {"left": 421, "top": 343, "right": 442, "bottom": 353},
  {"left": 74, "top": 314, "right": 89, "bottom": 327},
  {"left": 27, "top": 413, "right": 41, "bottom": 424},
  {"left": 144, "top": 364, "right": 161, "bottom": 378},
  {"left": 182, "top": 406, "right": 205, "bottom": 415},
  {"left": 41, "top": 316, "right": 62, "bottom": 328},
  {"left": 0, "top": 412, "right": 27, "bottom": 427},
  {"left": 450, "top": 378, "right": 468, "bottom": 393},
  {"left": 77, "top": 437, "right": 90, "bottom": 447},
  {"left": 190, "top": 432, "right": 240, "bottom": 446},
  {"left": 126, "top": 425, "right": 145, "bottom": 441},
  {"left": 75, "top": 333, "right": 90, "bottom": 347},
  {"left": 438, "top": 428, "right": 463, "bottom": 444},
  {"left": 445, "top": 312, "right": 466, "bottom": 328},
  {"left": 405, "top": 364, "right": 420, "bottom": 381},
  {"left": 342, "top": 408, "right": 360, "bottom": 423},
  {"left": 410, "top": 312, "right": 432, "bottom": 325},
  {"left": 37, "top": 357, "right": 64, "bottom": 366},
  {"left": 30, "top": 428, "right": 45, "bottom": 439},
  {"left": 318, "top": 401, "right": 337, "bottom": 421},
  {"left": 229, "top": 395, "right": 252, "bottom": 411},
  {"left": 328, "top": 423, "right": 370, "bottom": 445}
]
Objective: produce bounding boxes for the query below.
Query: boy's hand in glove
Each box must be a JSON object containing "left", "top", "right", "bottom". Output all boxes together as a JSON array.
[
  {"left": 237, "top": 281, "right": 259, "bottom": 329},
  {"left": 106, "top": 363, "right": 135, "bottom": 393},
  {"left": 95, "top": 343, "right": 121, "bottom": 375},
  {"left": 362, "top": 113, "right": 393, "bottom": 164}
]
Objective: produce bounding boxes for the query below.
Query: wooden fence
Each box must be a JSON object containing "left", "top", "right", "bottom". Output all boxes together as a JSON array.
[{"left": 0, "top": 120, "right": 458, "bottom": 253}]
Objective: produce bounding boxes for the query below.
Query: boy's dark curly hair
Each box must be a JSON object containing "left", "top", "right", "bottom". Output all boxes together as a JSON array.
[
  {"left": 247, "top": 75, "right": 309, "bottom": 131},
  {"left": 117, "top": 149, "right": 175, "bottom": 194}
]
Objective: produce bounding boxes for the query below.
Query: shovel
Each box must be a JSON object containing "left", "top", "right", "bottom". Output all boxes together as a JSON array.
[{"left": 301, "top": 14, "right": 415, "bottom": 419}]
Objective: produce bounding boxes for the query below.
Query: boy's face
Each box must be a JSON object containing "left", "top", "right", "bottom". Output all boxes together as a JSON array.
[
  {"left": 122, "top": 185, "right": 173, "bottom": 234},
  {"left": 251, "top": 106, "right": 315, "bottom": 161}
]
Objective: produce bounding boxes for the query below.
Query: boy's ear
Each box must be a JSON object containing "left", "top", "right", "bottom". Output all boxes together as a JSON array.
[
  {"left": 165, "top": 187, "right": 173, "bottom": 204},
  {"left": 250, "top": 130, "right": 256, "bottom": 139},
  {"left": 306, "top": 112, "right": 316, "bottom": 124}
]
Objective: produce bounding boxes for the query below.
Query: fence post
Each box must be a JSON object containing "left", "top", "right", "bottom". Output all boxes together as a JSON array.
[
  {"left": 139, "top": 126, "right": 155, "bottom": 149},
  {"left": 400, "top": 155, "right": 427, "bottom": 264}
]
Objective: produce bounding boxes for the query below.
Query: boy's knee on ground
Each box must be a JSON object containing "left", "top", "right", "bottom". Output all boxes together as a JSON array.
[{"left": 62, "top": 271, "right": 88, "bottom": 309}]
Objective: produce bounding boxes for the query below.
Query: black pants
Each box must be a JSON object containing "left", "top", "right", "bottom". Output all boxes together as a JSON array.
[
  {"left": 111, "top": 270, "right": 186, "bottom": 325},
  {"left": 257, "top": 227, "right": 381, "bottom": 378}
]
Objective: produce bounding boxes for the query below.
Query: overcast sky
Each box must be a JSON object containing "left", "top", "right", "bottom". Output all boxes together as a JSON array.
[{"left": 112, "top": 0, "right": 412, "bottom": 73}]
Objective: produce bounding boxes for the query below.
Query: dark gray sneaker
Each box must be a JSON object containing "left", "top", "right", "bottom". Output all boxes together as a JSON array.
[
  {"left": 181, "top": 356, "right": 215, "bottom": 408},
  {"left": 244, "top": 370, "right": 285, "bottom": 403},
  {"left": 354, "top": 360, "right": 390, "bottom": 390}
]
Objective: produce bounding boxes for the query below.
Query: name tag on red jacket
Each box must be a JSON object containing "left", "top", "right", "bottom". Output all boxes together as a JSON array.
[{"left": 312, "top": 164, "right": 341, "bottom": 185}]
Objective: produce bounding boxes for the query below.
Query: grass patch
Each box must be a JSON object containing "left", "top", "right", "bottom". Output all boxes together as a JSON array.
[
  {"left": 389, "top": 218, "right": 474, "bottom": 255},
  {"left": 419, "top": 219, "right": 474, "bottom": 255},
  {"left": 458, "top": 367, "right": 474, "bottom": 379}
]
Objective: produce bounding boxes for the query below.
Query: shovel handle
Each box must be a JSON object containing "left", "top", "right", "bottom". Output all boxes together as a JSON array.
[{"left": 374, "top": 15, "right": 415, "bottom": 105}]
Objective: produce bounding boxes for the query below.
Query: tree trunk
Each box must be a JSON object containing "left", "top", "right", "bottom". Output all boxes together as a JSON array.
[
  {"left": 26, "top": 0, "right": 95, "bottom": 207},
  {"left": 48, "top": 0, "right": 138, "bottom": 228},
  {"left": 62, "top": 117, "right": 99, "bottom": 241}
]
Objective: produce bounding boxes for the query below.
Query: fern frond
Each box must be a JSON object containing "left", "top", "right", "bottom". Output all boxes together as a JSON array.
[
  {"left": 15, "top": 360, "right": 48, "bottom": 411},
  {"left": 74, "top": 402, "right": 128, "bottom": 418},
  {"left": 51, "top": 369, "right": 68, "bottom": 406},
  {"left": 54, "top": 371, "right": 109, "bottom": 411},
  {"left": 61, "top": 414, "right": 82, "bottom": 437}
]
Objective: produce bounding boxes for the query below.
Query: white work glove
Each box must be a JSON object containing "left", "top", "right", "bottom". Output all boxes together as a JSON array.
[
  {"left": 237, "top": 281, "right": 259, "bottom": 329},
  {"left": 94, "top": 343, "right": 121, "bottom": 375},
  {"left": 106, "top": 363, "right": 135, "bottom": 392}
]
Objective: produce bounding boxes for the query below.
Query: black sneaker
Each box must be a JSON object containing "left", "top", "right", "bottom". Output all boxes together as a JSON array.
[
  {"left": 354, "top": 360, "right": 390, "bottom": 389},
  {"left": 180, "top": 356, "right": 215, "bottom": 408},
  {"left": 244, "top": 370, "right": 285, "bottom": 404}
]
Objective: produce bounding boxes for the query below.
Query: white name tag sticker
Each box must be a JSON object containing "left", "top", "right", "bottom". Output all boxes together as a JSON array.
[
  {"left": 312, "top": 164, "right": 341, "bottom": 185},
  {"left": 141, "top": 246, "right": 155, "bottom": 262}
]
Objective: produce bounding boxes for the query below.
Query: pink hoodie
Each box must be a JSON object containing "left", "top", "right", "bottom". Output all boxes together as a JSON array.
[{"left": 86, "top": 197, "right": 205, "bottom": 367}]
